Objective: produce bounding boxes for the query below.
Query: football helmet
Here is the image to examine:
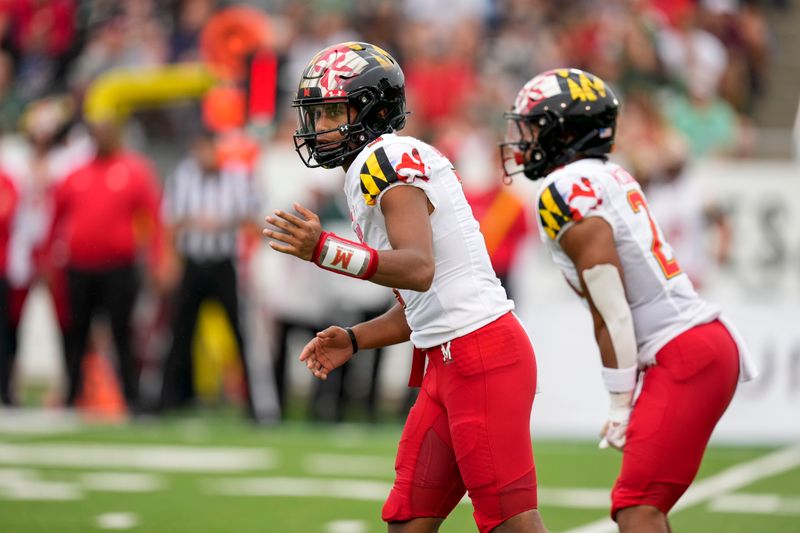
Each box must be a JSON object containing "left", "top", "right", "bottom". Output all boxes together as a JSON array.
[
  {"left": 293, "top": 42, "right": 407, "bottom": 169},
  {"left": 500, "top": 68, "right": 619, "bottom": 180}
]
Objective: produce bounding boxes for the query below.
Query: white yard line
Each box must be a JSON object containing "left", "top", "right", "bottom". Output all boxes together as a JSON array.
[
  {"left": 0, "top": 469, "right": 166, "bottom": 500},
  {"left": 0, "top": 443, "right": 276, "bottom": 472},
  {"left": 210, "top": 476, "right": 393, "bottom": 501},
  {"left": 80, "top": 472, "right": 165, "bottom": 492},
  {"left": 96, "top": 512, "right": 139, "bottom": 530},
  {"left": 562, "top": 445, "right": 800, "bottom": 533},
  {"left": 709, "top": 493, "right": 800, "bottom": 515},
  {"left": 305, "top": 454, "right": 395, "bottom": 477},
  {"left": 325, "top": 520, "right": 368, "bottom": 533},
  {"left": 0, "top": 408, "right": 80, "bottom": 435},
  {"left": 0, "top": 468, "right": 37, "bottom": 482},
  {"left": 0, "top": 476, "right": 82, "bottom": 501},
  {"left": 538, "top": 488, "right": 610, "bottom": 509}
]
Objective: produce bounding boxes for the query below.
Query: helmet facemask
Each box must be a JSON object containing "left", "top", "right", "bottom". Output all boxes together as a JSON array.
[
  {"left": 293, "top": 87, "right": 405, "bottom": 169},
  {"left": 499, "top": 111, "right": 561, "bottom": 180}
]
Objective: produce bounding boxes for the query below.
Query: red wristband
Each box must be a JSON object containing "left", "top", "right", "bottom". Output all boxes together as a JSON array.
[{"left": 311, "top": 231, "right": 379, "bottom": 280}]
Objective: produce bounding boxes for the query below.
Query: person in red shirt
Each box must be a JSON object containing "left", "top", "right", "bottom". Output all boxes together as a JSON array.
[
  {"left": 50, "top": 120, "right": 164, "bottom": 413},
  {"left": 0, "top": 170, "right": 18, "bottom": 405}
]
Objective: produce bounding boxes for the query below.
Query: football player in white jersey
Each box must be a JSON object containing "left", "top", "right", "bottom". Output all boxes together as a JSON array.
[
  {"left": 263, "top": 42, "right": 547, "bottom": 533},
  {"left": 500, "top": 68, "right": 758, "bottom": 532}
]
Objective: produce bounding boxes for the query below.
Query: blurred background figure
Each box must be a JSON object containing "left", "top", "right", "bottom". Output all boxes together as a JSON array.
[
  {"left": 0, "top": 168, "right": 17, "bottom": 405},
  {"left": 158, "top": 128, "right": 261, "bottom": 419},
  {"left": 0, "top": 94, "right": 89, "bottom": 407},
  {"left": 49, "top": 119, "right": 164, "bottom": 415}
]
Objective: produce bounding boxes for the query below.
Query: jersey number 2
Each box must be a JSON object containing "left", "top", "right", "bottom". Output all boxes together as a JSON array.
[{"left": 627, "top": 190, "right": 682, "bottom": 279}]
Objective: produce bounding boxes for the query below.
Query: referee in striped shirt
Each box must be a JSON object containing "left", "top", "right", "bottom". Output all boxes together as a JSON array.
[{"left": 159, "top": 130, "right": 260, "bottom": 417}]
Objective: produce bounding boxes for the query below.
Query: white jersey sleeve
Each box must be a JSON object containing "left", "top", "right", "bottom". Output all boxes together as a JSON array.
[{"left": 345, "top": 134, "right": 514, "bottom": 348}]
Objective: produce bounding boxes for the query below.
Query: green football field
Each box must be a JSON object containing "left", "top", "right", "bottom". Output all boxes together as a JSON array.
[{"left": 0, "top": 411, "right": 798, "bottom": 533}]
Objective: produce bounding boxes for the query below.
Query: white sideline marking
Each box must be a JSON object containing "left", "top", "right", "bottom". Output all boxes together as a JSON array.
[
  {"left": 81, "top": 472, "right": 165, "bottom": 492},
  {"left": 709, "top": 493, "right": 800, "bottom": 515},
  {"left": 563, "top": 445, "right": 800, "bottom": 533},
  {"left": 210, "top": 477, "right": 393, "bottom": 501},
  {"left": 0, "top": 470, "right": 164, "bottom": 500},
  {"left": 0, "top": 475, "right": 81, "bottom": 501},
  {"left": 306, "top": 454, "right": 394, "bottom": 477},
  {"left": 0, "top": 408, "right": 80, "bottom": 435},
  {"left": 539, "top": 488, "right": 610, "bottom": 509},
  {"left": 0, "top": 443, "right": 276, "bottom": 472},
  {"left": 96, "top": 512, "right": 139, "bottom": 530},
  {"left": 0, "top": 468, "right": 37, "bottom": 482},
  {"left": 325, "top": 519, "right": 368, "bottom": 533}
]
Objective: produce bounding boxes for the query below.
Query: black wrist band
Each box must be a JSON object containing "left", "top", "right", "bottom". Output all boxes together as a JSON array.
[{"left": 345, "top": 327, "right": 359, "bottom": 354}]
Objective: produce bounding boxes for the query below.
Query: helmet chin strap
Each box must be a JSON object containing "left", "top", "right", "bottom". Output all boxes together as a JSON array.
[{"left": 553, "top": 128, "right": 601, "bottom": 169}]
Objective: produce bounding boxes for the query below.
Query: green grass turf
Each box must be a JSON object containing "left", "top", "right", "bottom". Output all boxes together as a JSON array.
[{"left": 0, "top": 413, "right": 798, "bottom": 532}]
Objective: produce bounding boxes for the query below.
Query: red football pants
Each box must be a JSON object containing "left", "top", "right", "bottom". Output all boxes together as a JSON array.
[
  {"left": 612, "top": 319, "right": 740, "bottom": 518},
  {"left": 382, "top": 312, "right": 538, "bottom": 533}
]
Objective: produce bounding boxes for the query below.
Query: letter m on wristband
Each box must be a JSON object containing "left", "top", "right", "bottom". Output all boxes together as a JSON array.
[
  {"left": 332, "top": 249, "right": 354, "bottom": 270},
  {"left": 312, "top": 231, "right": 379, "bottom": 279}
]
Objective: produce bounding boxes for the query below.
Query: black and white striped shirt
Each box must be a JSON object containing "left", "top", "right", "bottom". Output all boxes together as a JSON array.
[{"left": 163, "top": 159, "right": 260, "bottom": 261}]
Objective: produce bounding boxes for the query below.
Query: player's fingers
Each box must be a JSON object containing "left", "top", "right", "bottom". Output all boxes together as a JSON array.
[
  {"left": 263, "top": 228, "right": 296, "bottom": 244},
  {"left": 299, "top": 344, "right": 315, "bottom": 362},
  {"left": 275, "top": 209, "right": 307, "bottom": 227},
  {"left": 294, "top": 203, "right": 319, "bottom": 222},
  {"left": 265, "top": 215, "right": 300, "bottom": 234},
  {"left": 301, "top": 340, "right": 319, "bottom": 363},
  {"left": 267, "top": 240, "right": 297, "bottom": 254}
]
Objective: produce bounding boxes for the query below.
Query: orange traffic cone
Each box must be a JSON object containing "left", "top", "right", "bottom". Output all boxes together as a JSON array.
[{"left": 75, "top": 352, "right": 127, "bottom": 422}]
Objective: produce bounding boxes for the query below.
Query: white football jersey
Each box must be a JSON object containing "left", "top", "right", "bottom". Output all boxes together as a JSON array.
[
  {"left": 536, "top": 158, "right": 721, "bottom": 365},
  {"left": 345, "top": 133, "right": 513, "bottom": 348}
]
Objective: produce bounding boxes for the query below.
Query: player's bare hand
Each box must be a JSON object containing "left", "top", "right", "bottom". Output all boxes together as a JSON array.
[
  {"left": 298, "top": 326, "right": 355, "bottom": 380},
  {"left": 263, "top": 203, "right": 322, "bottom": 261}
]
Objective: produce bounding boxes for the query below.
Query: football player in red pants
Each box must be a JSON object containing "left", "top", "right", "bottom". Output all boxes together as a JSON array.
[
  {"left": 264, "top": 42, "right": 547, "bottom": 533},
  {"left": 499, "top": 68, "right": 758, "bottom": 532}
]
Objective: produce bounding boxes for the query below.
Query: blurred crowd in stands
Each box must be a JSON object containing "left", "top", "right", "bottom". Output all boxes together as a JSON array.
[{"left": 0, "top": 0, "right": 785, "bottom": 423}]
